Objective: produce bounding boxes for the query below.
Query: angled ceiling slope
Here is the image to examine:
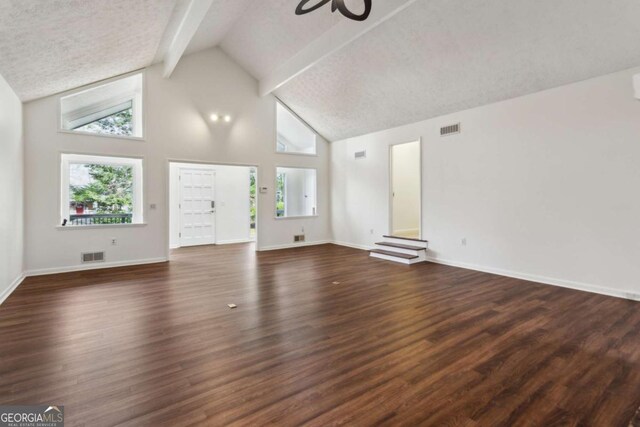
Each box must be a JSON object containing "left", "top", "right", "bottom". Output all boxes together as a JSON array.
[
  {"left": 271, "top": 0, "right": 640, "bottom": 141},
  {"left": 4, "top": 0, "right": 640, "bottom": 142},
  {"left": 190, "top": 0, "right": 640, "bottom": 142},
  {"left": 0, "top": 0, "right": 178, "bottom": 101}
]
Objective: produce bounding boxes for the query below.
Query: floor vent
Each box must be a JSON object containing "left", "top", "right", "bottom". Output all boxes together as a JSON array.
[
  {"left": 294, "top": 235, "right": 306, "bottom": 243},
  {"left": 440, "top": 123, "right": 461, "bottom": 136},
  {"left": 354, "top": 150, "right": 366, "bottom": 159},
  {"left": 82, "top": 252, "right": 105, "bottom": 263}
]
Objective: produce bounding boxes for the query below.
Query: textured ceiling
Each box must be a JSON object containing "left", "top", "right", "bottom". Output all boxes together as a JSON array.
[
  {"left": 183, "top": 0, "right": 252, "bottom": 57},
  {"left": 191, "top": 0, "right": 342, "bottom": 80},
  {"left": 273, "top": 0, "right": 640, "bottom": 141},
  {"left": 5, "top": 0, "right": 640, "bottom": 140},
  {"left": 0, "top": 0, "right": 177, "bottom": 101}
]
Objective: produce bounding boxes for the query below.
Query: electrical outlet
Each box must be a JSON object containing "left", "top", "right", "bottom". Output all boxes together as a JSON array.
[
  {"left": 149, "top": 203, "right": 157, "bottom": 210},
  {"left": 302, "top": 227, "right": 305, "bottom": 233},
  {"left": 461, "top": 238, "right": 467, "bottom": 246},
  {"left": 370, "top": 229, "right": 374, "bottom": 235},
  {"left": 111, "top": 238, "right": 117, "bottom": 246}
]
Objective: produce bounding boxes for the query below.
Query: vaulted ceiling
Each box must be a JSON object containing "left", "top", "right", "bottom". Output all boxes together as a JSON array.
[
  {"left": 2, "top": 0, "right": 640, "bottom": 141},
  {"left": 0, "top": 0, "right": 177, "bottom": 101}
]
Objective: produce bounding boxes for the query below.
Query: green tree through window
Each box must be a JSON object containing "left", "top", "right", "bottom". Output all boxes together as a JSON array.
[
  {"left": 74, "top": 108, "right": 133, "bottom": 136},
  {"left": 276, "top": 173, "right": 285, "bottom": 217},
  {"left": 71, "top": 164, "right": 134, "bottom": 216}
]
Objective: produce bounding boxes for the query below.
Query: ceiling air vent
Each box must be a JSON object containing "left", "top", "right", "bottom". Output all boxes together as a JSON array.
[
  {"left": 440, "top": 123, "right": 461, "bottom": 137},
  {"left": 354, "top": 150, "right": 366, "bottom": 159},
  {"left": 82, "top": 252, "right": 105, "bottom": 263}
]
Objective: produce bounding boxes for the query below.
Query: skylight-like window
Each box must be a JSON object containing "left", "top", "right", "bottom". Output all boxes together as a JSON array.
[
  {"left": 276, "top": 102, "right": 316, "bottom": 155},
  {"left": 60, "top": 73, "right": 143, "bottom": 139}
]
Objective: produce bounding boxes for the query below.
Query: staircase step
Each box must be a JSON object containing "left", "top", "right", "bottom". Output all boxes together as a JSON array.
[
  {"left": 383, "top": 235, "right": 429, "bottom": 243},
  {"left": 376, "top": 242, "right": 426, "bottom": 251},
  {"left": 369, "top": 249, "right": 418, "bottom": 260}
]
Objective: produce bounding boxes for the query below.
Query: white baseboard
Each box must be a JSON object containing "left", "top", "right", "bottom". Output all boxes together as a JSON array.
[
  {"left": 328, "top": 240, "right": 639, "bottom": 302},
  {"left": 216, "top": 239, "right": 256, "bottom": 245},
  {"left": 425, "top": 256, "right": 640, "bottom": 302},
  {"left": 0, "top": 273, "right": 26, "bottom": 306},
  {"left": 25, "top": 257, "right": 168, "bottom": 277},
  {"left": 258, "top": 240, "right": 331, "bottom": 252},
  {"left": 331, "top": 241, "right": 373, "bottom": 251}
]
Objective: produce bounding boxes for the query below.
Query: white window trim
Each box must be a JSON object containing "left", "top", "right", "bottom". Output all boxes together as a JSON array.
[
  {"left": 60, "top": 153, "right": 144, "bottom": 228},
  {"left": 58, "top": 71, "right": 146, "bottom": 141},
  {"left": 274, "top": 101, "right": 318, "bottom": 157},
  {"left": 274, "top": 166, "right": 318, "bottom": 220}
]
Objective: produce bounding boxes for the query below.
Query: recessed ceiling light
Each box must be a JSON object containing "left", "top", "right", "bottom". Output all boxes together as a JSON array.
[
  {"left": 224, "top": 115, "right": 232, "bottom": 123},
  {"left": 210, "top": 114, "right": 220, "bottom": 122}
]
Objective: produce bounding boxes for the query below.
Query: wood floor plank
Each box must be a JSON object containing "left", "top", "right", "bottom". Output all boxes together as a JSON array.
[{"left": 0, "top": 243, "right": 639, "bottom": 426}]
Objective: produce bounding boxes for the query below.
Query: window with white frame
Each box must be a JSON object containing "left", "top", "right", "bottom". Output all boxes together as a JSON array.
[
  {"left": 276, "top": 167, "right": 317, "bottom": 218},
  {"left": 276, "top": 102, "right": 317, "bottom": 155},
  {"left": 61, "top": 154, "right": 143, "bottom": 226},
  {"left": 60, "top": 73, "right": 144, "bottom": 138}
]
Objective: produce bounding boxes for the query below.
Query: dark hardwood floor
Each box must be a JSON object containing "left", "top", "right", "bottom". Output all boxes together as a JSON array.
[{"left": 2, "top": 243, "right": 640, "bottom": 426}]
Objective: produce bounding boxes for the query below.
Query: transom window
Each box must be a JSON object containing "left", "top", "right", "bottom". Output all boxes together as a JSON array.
[
  {"left": 276, "top": 102, "right": 317, "bottom": 155},
  {"left": 60, "top": 73, "right": 143, "bottom": 139},
  {"left": 61, "top": 154, "right": 143, "bottom": 227}
]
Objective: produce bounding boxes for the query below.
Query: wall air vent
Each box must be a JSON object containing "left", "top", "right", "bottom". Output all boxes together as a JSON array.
[
  {"left": 82, "top": 252, "right": 105, "bottom": 263},
  {"left": 440, "top": 123, "right": 461, "bottom": 136},
  {"left": 354, "top": 150, "right": 367, "bottom": 159}
]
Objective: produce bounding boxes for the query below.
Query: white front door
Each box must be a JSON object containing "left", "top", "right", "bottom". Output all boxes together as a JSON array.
[{"left": 180, "top": 168, "right": 216, "bottom": 247}]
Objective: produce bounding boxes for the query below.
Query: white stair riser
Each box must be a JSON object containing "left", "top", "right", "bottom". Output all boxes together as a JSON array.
[
  {"left": 383, "top": 238, "right": 428, "bottom": 249},
  {"left": 370, "top": 252, "right": 413, "bottom": 264},
  {"left": 370, "top": 252, "right": 427, "bottom": 265},
  {"left": 375, "top": 246, "right": 424, "bottom": 256}
]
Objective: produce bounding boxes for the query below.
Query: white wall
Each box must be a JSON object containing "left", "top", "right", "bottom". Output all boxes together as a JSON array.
[
  {"left": 332, "top": 67, "right": 640, "bottom": 299},
  {"left": 391, "top": 141, "right": 420, "bottom": 236},
  {"left": 23, "top": 47, "right": 331, "bottom": 274},
  {"left": 0, "top": 72, "right": 24, "bottom": 301},
  {"left": 169, "top": 162, "right": 252, "bottom": 248}
]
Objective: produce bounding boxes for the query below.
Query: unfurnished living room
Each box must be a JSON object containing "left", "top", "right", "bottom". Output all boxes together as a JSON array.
[{"left": 2, "top": 0, "right": 640, "bottom": 426}]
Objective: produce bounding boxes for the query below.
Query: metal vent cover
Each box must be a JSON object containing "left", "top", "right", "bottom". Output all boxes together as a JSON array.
[
  {"left": 440, "top": 123, "right": 461, "bottom": 136},
  {"left": 82, "top": 252, "right": 105, "bottom": 263},
  {"left": 354, "top": 150, "right": 367, "bottom": 159}
]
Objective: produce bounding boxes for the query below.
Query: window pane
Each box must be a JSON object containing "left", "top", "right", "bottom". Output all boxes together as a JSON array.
[
  {"left": 276, "top": 167, "right": 317, "bottom": 218},
  {"left": 61, "top": 152, "right": 146, "bottom": 227},
  {"left": 276, "top": 103, "right": 316, "bottom": 155},
  {"left": 68, "top": 163, "right": 134, "bottom": 226},
  {"left": 60, "top": 73, "right": 143, "bottom": 138},
  {"left": 73, "top": 107, "right": 133, "bottom": 136}
]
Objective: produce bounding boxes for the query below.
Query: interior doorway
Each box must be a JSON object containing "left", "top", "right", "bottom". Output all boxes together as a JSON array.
[
  {"left": 390, "top": 140, "right": 422, "bottom": 239},
  {"left": 169, "top": 162, "right": 258, "bottom": 249}
]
